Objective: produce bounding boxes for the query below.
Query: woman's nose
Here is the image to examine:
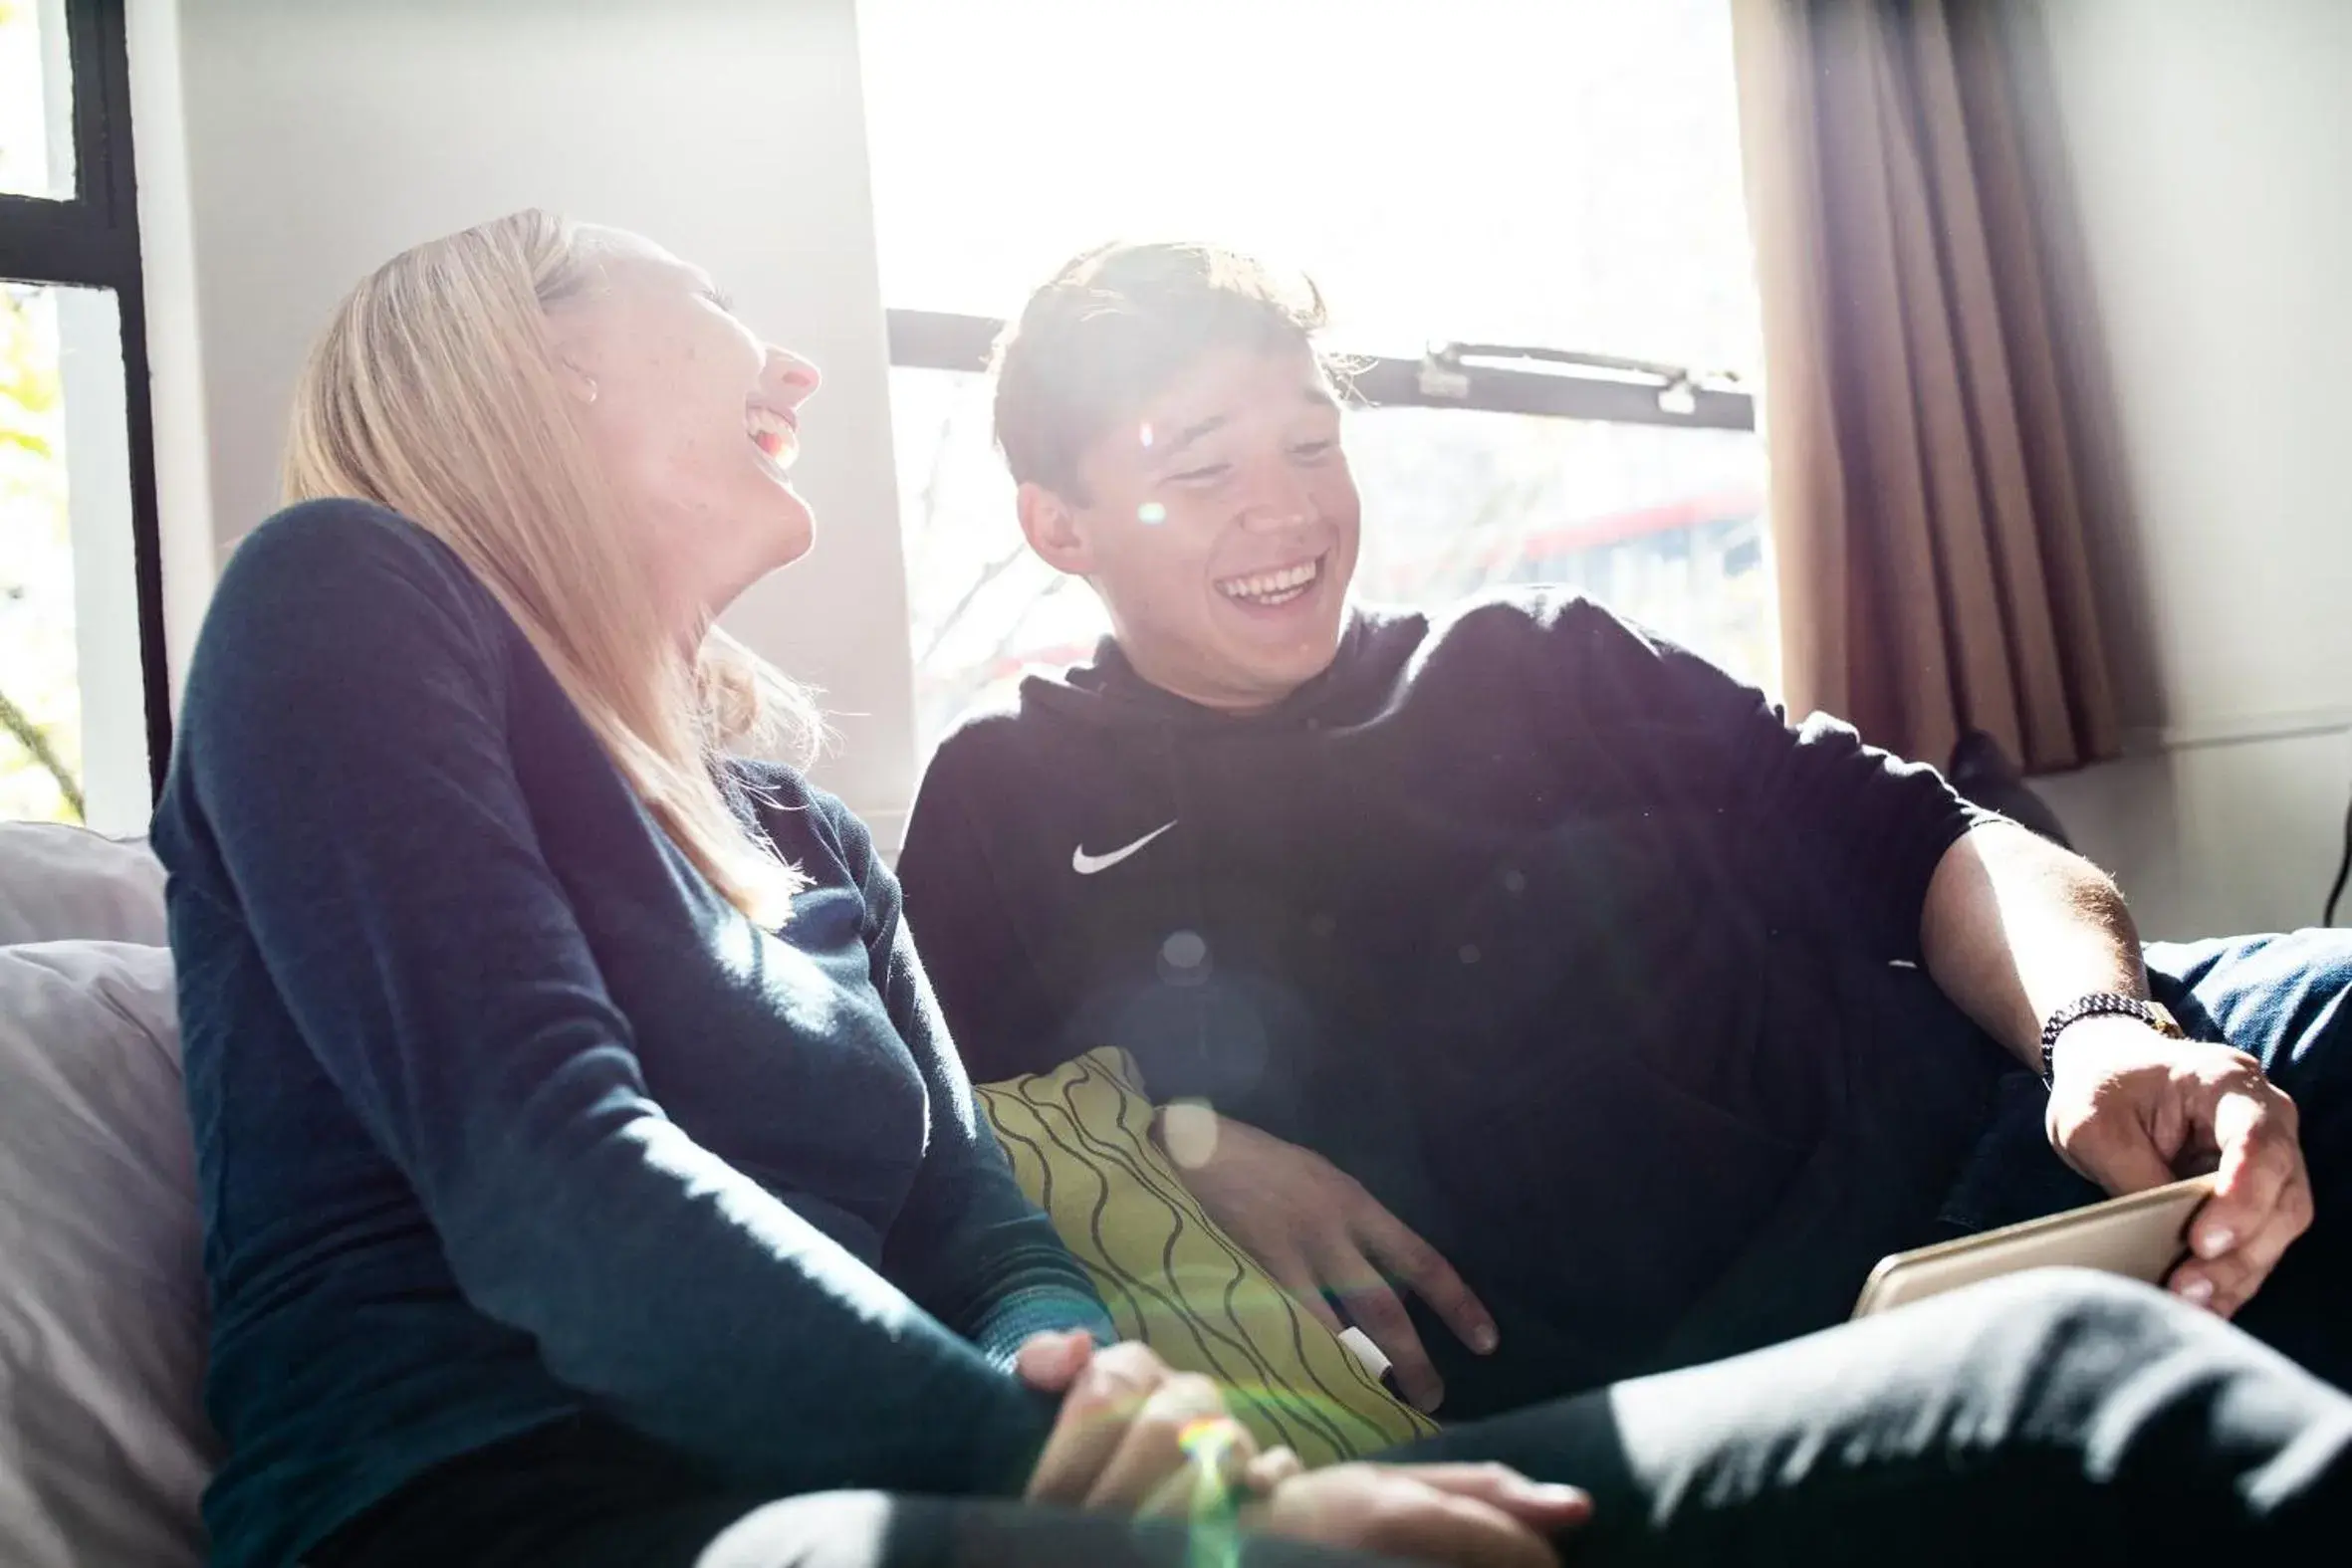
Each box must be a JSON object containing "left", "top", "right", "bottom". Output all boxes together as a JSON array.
[{"left": 770, "top": 347, "right": 822, "bottom": 402}]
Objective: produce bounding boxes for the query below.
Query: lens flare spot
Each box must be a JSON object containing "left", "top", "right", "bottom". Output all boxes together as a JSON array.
[
  {"left": 1158, "top": 929, "right": 1211, "bottom": 986},
  {"left": 1137, "top": 501, "right": 1167, "bottom": 526},
  {"left": 1138, "top": 421, "right": 1155, "bottom": 448}
]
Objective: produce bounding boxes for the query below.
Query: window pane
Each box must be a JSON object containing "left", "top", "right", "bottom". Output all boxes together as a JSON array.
[
  {"left": 892, "top": 366, "right": 1107, "bottom": 749},
  {"left": 1, "top": 282, "right": 146, "bottom": 829},
  {"left": 1347, "top": 408, "right": 1773, "bottom": 691},
  {"left": 861, "top": 0, "right": 1758, "bottom": 373},
  {"left": 868, "top": 0, "right": 1772, "bottom": 759},
  {"left": 894, "top": 366, "right": 1771, "bottom": 756},
  {"left": 0, "top": 0, "right": 77, "bottom": 200}
]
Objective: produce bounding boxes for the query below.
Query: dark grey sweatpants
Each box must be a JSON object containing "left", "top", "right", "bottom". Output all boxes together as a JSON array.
[{"left": 315, "top": 1267, "right": 2348, "bottom": 1568}]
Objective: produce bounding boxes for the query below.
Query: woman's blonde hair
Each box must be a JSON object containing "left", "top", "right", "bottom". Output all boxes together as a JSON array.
[{"left": 282, "top": 209, "right": 817, "bottom": 923}]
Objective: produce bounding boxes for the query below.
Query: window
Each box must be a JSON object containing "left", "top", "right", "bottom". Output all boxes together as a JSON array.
[
  {"left": 0, "top": 0, "right": 75, "bottom": 199},
  {"left": 862, "top": 0, "right": 1770, "bottom": 754},
  {"left": 1, "top": 0, "right": 163, "bottom": 831}
]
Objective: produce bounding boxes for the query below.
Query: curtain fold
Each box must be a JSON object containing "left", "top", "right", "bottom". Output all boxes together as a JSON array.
[{"left": 1731, "top": 0, "right": 2121, "bottom": 773}]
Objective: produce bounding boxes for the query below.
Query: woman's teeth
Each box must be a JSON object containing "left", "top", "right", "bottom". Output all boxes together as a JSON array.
[
  {"left": 746, "top": 405, "right": 797, "bottom": 465},
  {"left": 1218, "top": 558, "right": 1320, "bottom": 606}
]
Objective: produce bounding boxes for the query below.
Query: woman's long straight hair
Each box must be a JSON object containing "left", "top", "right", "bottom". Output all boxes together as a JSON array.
[{"left": 281, "top": 209, "right": 815, "bottom": 922}]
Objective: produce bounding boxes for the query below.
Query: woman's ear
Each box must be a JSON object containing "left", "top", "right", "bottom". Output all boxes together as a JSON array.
[
  {"left": 545, "top": 303, "right": 605, "bottom": 407},
  {"left": 1018, "top": 482, "right": 1095, "bottom": 576},
  {"left": 553, "top": 353, "right": 601, "bottom": 408}
]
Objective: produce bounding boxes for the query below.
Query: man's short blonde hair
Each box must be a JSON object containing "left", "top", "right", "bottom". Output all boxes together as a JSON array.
[{"left": 991, "top": 241, "right": 1330, "bottom": 501}]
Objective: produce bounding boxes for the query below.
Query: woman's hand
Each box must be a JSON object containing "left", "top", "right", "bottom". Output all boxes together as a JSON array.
[
  {"left": 1244, "top": 1461, "right": 1591, "bottom": 1568},
  {"left": 1018, "top": 1333, "right": 1589, "bottom": 1566},
  {"left": 1013, "top": 1328, "right": 1096, "bottom": 1396},
  {"left": 1023, "top": 1341, "right": 1260, "bottom": 1514}
]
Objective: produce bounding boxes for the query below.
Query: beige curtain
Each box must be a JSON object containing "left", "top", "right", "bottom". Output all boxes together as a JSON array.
[{"left": 1731, "top": 0, "right": 2121, "bottom": 773}]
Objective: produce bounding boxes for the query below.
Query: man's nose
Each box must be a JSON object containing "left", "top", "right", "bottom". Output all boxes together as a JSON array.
[{"left": 1235, "top": 463, "right": 1315, "bottom": 532}]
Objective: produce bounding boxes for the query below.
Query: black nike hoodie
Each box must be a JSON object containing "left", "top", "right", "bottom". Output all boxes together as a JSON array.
[{"left": 900, "top": 587, "right": 2008, "bottom": 1407}]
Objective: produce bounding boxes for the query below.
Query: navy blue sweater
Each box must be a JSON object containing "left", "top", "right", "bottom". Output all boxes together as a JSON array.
[{"left": 155, "top": 501, "right": 1109, "bottom": 1568}]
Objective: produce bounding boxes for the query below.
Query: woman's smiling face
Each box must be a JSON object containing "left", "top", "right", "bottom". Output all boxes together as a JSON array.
[{"left": 549, "top": 227, "right": 823, "bottom": 629}]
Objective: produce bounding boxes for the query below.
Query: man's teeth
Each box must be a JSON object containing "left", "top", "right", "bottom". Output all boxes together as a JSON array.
[
  {"left": 746, "top": 405, "right": 796, "bottom": 463},
  {"left": 1218, "top": 559, "right": 1320, "bottom": 605}
]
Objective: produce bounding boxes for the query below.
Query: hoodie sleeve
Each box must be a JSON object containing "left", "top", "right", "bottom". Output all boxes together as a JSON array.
[
  {"left": 899, "top": 740, "right": 1071, "bottom": 1085},
  {"left": 1530, "top": 594, "right": 1999, "bottom": 960}
]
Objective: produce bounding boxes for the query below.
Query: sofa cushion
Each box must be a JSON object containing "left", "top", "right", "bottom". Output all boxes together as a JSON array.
[
  {"left": 0, "top": 821, "right": 167, "bottom": 947},
  {"left": 976, "top": 1047, "right": 1436, "bottom": 1466},
  {"left": 0, "top": 941, "right": 212, "bottom": 1568}
]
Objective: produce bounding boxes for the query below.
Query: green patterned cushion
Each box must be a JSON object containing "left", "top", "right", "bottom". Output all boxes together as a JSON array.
[{"left": 976, "top": 1047, "right": 1437, "bottom": 1465}]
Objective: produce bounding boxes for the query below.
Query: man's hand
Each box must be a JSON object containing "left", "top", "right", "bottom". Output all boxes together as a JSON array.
[
  {"left": 1244, "top": 1461, "right": 1591, "bottom": 1568},
  {"left": 2045, "top": 1016, "right": 2313, "bottom": 1316},
  {"left": 1921, "top": 825, "right": 2315, "bottom": 1317},
  {"left": 1156, "top": 1107, "right": 1496, "bottom": 1412}
]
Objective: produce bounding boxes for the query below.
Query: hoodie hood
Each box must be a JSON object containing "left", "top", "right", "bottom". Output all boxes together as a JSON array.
[{"left": 1019, "top": 604, "right": 1431, "bottom": 734}]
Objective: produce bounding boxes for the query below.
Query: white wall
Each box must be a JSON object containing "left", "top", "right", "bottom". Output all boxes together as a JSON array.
[
  {"left": 2022, "top": 0, "right": 2352, "bottom": 940},
  {"left": 162, "top": 0, "right": 918, "bottom": 835}
]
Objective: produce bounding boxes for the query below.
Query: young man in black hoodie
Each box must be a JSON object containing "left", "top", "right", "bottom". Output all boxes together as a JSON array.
[{"left": 897, "top": 241, "right": 2350, "bottom": 1421}]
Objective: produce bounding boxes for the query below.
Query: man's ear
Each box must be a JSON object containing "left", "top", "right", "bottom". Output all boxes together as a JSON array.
[{"left": 1018, "top": 482, "right": 1094, "bottom": 576}]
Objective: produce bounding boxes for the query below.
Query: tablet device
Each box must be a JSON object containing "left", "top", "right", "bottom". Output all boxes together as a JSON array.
[{"left": 1851, "top": 1172, "right": 2218, "bottom": 1318}]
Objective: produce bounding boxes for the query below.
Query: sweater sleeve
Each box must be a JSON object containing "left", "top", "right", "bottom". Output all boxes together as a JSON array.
[
  {"left": 898, "top": 742, "right": 1070, "bottom": 1083},
  {"left": 173, "top": 504, "right": 1052, "bottom": 1496},
  {"left": 1536, "top": 595, "right": 1999, "bottom": 960},
  {"left": 815, "top": 796, "right": 1113, "bottom": 1362}
]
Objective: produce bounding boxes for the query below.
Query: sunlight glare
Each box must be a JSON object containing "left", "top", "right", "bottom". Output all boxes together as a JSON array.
[{"left": 858, "top": 0, "right": 1758, "bottom": 374}]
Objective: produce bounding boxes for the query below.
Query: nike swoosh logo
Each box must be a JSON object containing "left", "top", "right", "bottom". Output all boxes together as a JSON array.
[{"left": 1071, "top": 820, "right": 1178, "bottom": 876}]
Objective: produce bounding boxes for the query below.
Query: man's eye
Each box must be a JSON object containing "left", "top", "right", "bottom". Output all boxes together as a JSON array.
[
  {"left": 1291, "top": 440, "right": 1337, "bottom": 461},
  {"left": 1167, "top": 463, "right": 1231, "bottom": 485}
]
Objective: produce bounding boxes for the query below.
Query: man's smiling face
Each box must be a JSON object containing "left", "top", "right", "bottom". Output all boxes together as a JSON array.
[{"left": 1019, "top": 338, "right": 1361, "bottom": 713}]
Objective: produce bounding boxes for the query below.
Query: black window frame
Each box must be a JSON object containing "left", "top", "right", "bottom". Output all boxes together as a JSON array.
[
  {"left": 0, "top": 0, "right": 168, "bottom": 801},
  {"left": 884, "top": 309, "right": 1758, "bottom": 433}
]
